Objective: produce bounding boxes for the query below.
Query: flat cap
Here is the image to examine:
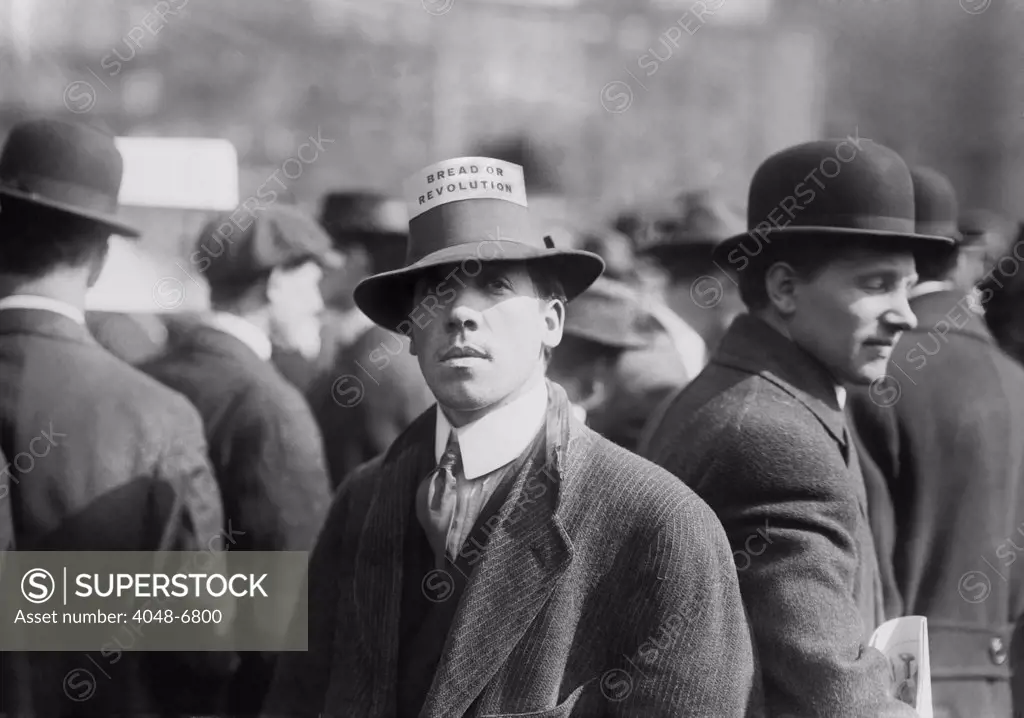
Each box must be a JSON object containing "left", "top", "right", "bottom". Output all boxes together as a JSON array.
[{"left": 196, "top": 204, "right": 342, "bottom": 288}]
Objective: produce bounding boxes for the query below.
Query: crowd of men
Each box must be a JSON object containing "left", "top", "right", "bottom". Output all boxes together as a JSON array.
[{"left": 2, "top": 115, "right": 1024, "bottom": 718}]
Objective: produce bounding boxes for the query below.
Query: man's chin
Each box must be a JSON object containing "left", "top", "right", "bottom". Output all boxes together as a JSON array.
[{"left": 846, "top": 359, "right": 891, "bottom": 386}]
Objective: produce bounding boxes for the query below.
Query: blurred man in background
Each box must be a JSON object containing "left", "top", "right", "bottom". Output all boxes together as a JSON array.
[
  {"left": 640, "top": 189, "right": 746, "bottom": 368},
  {"left": 0, "top": 118, "right": 228, "bottom": 717},
  {"left": 307, "top": 190, "right": 433, "bottom": 487},
  {"left": 850, "top": 167, "right": 1024, "bottom": 718},
  {"left": 546, "top": 276, "right": 654, "bottom": 450},
  {"left": 141, "top": 204, "right": 335, "bottom": 716},
  {"left": 577, "top": 226, "right": 688, "bottom": 450}
]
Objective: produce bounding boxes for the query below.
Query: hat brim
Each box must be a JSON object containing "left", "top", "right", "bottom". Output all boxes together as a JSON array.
[
  {"left": 354, "top": 240, "right": 606, "bottom": 332},
  {"left": 0, "top": 186, "right": 140, "bottom": 238},
  {"left": 564, "top": 326, "right": 650, "bottom": 350},
  {"left": 712, "top": 226, "right": 957, "bottom": 267}
]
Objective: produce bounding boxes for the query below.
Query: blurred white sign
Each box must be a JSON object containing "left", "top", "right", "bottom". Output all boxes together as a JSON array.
[
  {"left": 114, "top": 137, "right": 239, "bottom": 211},
  {"left": 86, "top": 236, "right": 209, "bottom": 314}
]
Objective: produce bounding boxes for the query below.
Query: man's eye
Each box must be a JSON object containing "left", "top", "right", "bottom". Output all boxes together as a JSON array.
[
  {"left": 862, "top": 277, "right": 887, "bottom": 291},
  {"left": 487, "top": 278, "right": 510, "bottom": 291}
]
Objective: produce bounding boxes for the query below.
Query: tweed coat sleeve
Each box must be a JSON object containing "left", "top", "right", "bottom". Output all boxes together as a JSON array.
[
  {"left": 608, "top": 477, "right": 764, "bottom": 717},
  {"left": 232, "top": 391, "right": 333, "bottom": 552},
  {"left": 689, "top": 407, "right": 915, "bottom": 718}
]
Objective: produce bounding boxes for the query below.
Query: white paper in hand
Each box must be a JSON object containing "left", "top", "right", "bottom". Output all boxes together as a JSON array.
[{"left": 869, "top": 616, "right": 932, "bottom": 717}]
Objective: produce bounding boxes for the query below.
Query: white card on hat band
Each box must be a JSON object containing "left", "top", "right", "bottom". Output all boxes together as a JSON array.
[{"left": 404, "top": 157, "right": 528, "bottom": 220}]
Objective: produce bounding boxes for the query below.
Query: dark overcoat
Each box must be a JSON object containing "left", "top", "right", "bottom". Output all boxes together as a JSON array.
[
  {"left": 85, "top": 310, "right": 167, "bottom": 365},
  {"left": 642, "top": 313, "right": 916, "bottom": 718},
  {"left": 141, "top": 324, "right": 332, "bottom": 553},
  {"left": 306, "top": 324, "right": 434, "bottom": 487},
  {"left": 0, "top": 308, "right": 227, "bottom": 717},
  {"left": 850, "top": 288, "right": 1024, "bottom": 718},
  {"left": 263, "top": 382, "right": 762, "bottom": 717},
  {"left": 141, "top": 323, "right": 333, "bottom": 715}
]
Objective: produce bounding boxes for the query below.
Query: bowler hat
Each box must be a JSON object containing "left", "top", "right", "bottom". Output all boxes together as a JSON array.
[
  {"left": 353, "top": 157, "right": 605, "bottom": 332},
  {"left": 715, "top": 139, "right": 955, "bottom": 265},
  {"left": 197, "top": 204, "right": 342, "bottom": 288},
  {"left": 0, "top": 118, "right": 139, "bottom": 237},
  {"left": 642, "top": 190, "right": 745, "bottom": 261},
  {"left": 563, "top": 277, "right": 651, "bottom": 350},
  {"left": 911, "top": 166, "right": 961, "bottom": 241},
  {"left": 318, "top": 190, "right": 409, "bottom": 245},
  {"left": 958, "top": 208, "right": 1010, "bottom": 249}
]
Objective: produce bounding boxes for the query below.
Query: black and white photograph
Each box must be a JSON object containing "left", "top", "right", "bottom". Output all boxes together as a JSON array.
[{"left": 0, "top": 0, "right": 1023, "bottom": 716}]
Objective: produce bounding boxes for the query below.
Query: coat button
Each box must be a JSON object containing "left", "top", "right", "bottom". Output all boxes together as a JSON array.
[{"left": 990, "top": 637, "right": 1007, "bottom": 665}]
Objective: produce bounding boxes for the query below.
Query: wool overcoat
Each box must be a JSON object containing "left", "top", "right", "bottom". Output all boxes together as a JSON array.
[
  {"left": 642, "top": 313, "right": 916, "bottom": 718},
  {"left": 263, "top": 382, "right": 762, "bottom": 717},
  {"left": 850, "top": 288, "right": 1024, "bottom": 718},
  {"left": 0, "top": 308, "right": 228, "bottom": 716}
]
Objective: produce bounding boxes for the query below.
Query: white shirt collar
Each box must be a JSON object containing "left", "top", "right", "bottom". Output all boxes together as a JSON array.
[
  {"left": 0, "top": 294, "right": 86, "bottom": 325},
  {"left": 836, "top": 385, "right": 847, "bottom": 411},
  {"left": 434, "top": 379, "right": 549, "bottom": 480},
  {"left": 909, "top": 280, "right": 954, "bottom": 300},
  {"left": 206, "top": 312, "right": 273, "bottom": 361}
]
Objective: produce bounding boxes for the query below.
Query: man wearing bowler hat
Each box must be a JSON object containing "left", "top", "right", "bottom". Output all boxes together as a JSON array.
[
  {"left": 850, "top": 166, "right": 1024, "bottom": 718},
  {"left": 306, "top": 191, "right": 434, "bottom": 486},
  {"left": 643, "top": 139, "right": 956, "bottom": 717},
  {"left": 0, "top": 118, "right": 227, "bottom": 716},
  {"left": 263, "top": 157, "right": 760, "bottom": 717}
]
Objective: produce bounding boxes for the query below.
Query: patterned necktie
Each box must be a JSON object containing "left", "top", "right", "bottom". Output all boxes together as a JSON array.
[{"left": 418, "top": 432, "right": 460, "bottom": 568}]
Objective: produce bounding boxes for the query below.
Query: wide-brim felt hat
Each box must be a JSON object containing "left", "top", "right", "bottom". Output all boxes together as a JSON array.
[
  {"left": 0, "top": 118, "right": 139, "bottom": 238},
  {"left": 318, "top": 190, "right": 409, "bottom": 246},
  {"left": 354, "top": 157, "right": 605, "bottom": 333},
  {"left": 641, "top": 190, "right": 746, "bottom": 260},
  {"left": 563, "top": 277, "right": 650, "bottom": 350},
  {"left": 714, "top": 139, "right": 955, "bottom": 267}
]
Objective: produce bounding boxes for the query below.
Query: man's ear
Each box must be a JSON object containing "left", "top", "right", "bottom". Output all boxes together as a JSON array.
[
  {"left": 764, "top": 261, "right": 799, "bottom": 316},
  {"left": 540, "top": 297, "right": 565, "bottom": 356}
]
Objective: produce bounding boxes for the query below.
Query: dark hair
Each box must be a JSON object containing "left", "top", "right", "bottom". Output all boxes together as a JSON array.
[
  {"left": 526, "top": 263, "right": 567, "bottom": 305},
  {"left": 914, "top": 243, "right": 960, "bottom": 282},
  {"left": 525, "top": 263, "right": 566, "bottom": 363},
  {"left": 736, "top": 236, "right": 918, "bottom": 310},
  {"left": 0, "top": 199, "right": 110, "bottom": 277}
]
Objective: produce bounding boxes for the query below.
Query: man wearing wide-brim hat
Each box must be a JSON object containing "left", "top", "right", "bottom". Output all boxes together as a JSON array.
[
  {"left": 850, "top": 165, "right": 1024, "bottom": 718},
  {"left": 0, "top": 118, "right": 228, "bottom": 716},
  {"left": 643, "top": 138, "right": 956, "bottom": 717},
  {"left": 304, "top": 190, "right": 434, "bottom": 486},
  {"left": 263, "top": 157, "right": 760, "bottom": 717},
  {"left": 546, "top": 275, "right": 654, "bottom": 447},
  {"left": 639, "top": 188, "right": 747, "bottom": 368}
]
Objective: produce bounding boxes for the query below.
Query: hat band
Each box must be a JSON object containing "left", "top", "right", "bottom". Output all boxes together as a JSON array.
[
  {"left": 0, "top": 172, "right": 118, "bottom": 215},
  {"left": 751, "top": 213, "right": 916, "bottom": 234}
]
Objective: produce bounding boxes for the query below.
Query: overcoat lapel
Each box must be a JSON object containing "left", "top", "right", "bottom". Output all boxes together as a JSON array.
[
  {"left": 420, "top": 382, "right": 577, "bottom": 718},
  {"left": 346, "top": 413, "right": 435, "bottom": 716}
]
